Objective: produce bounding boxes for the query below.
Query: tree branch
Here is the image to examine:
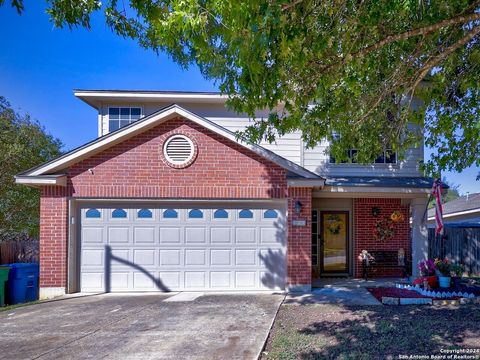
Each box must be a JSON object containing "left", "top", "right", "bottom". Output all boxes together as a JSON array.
[
  {"left": 315, "top": 12, "right": 480, "bottom": 74},
  {"left": 281, "top": 0, "right": 304, "bottom": 11},
  {"left": 355, "top": 13, "right": 480, "bottom": 58},
  {"left": 411, "top": 24, "right": 480, "bottom": 91}
]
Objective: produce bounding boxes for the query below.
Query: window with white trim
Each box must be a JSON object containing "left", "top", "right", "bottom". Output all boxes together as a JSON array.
[
  {"left": 329, "top": 149, "right": 396, "bottom": 164},
  {"left": 108, "top": 107, "right": 142, "bottom": 132}
]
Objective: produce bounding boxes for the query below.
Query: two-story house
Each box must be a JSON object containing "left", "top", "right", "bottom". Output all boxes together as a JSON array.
[{"left": 16, "top": 90, "right": 432, "bottom": 299}]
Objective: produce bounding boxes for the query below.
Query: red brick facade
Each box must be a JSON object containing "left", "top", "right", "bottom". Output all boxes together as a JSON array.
[
  {"left": 37, "top": 115, "right": 412, "bottom": 291},
  {"left": 353, "top": 198, "right": 410, "bottom": 278},
  {"left": 287, "top": 188, "right": 312, "bottom": 288},
  {"left": 67, "top": 117, "right": 287, "bottom": 199},
  {"left": 39, "top": 187, "right": 68, "bottom": 287},
  {"left": 38, "top": 116, "right": 292, "bottom": 288}
]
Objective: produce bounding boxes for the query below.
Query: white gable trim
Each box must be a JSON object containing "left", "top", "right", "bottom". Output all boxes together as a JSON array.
[
  {"left": 21, "top": 105, "right": 320, "bottom": 180},
  {"left": 15, "top": 174, "right": 67, "bottom": 187}
]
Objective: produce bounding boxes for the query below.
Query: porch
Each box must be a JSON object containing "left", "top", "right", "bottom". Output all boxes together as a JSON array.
[
  {"left": 308, "top": 195, "right": 429, "bottom": 281},
  {"left": 287, "top": 178, "right": 432, "bottom": 292},
  {"left": 286, "top": 277, "right": 404, "bottom": 305}
]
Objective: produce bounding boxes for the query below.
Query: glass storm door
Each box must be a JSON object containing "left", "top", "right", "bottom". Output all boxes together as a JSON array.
[{"left": 320, "top": 211, "right": 349, "bottom": 274}]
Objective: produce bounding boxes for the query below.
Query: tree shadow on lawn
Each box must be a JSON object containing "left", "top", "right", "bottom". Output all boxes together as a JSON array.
[{"left": 268, "top": 304, "right": 480, "bottom": 359}]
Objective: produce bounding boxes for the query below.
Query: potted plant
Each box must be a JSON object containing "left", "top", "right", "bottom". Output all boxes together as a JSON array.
[
  {"left": 450, "top": 264, "right": 464, "bottom": 289},
  {"left": 416, "top": 259, "right": 437, "bottom": 288},
  {"left": 435, "top": 258, "right": 452, "bottom": 288}
]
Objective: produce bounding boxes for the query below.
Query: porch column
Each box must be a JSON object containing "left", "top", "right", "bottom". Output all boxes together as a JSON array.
[
  {"left": 411, "top": 196, "right": 429, "bottom": 277},
  {"left": 287, "top": 187, "right": 312, "bottom": 292}
]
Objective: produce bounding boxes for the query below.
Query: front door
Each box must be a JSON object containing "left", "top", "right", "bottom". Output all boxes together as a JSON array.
[{"left": 320, "top": 211, "right": 349, "bottom": 274}]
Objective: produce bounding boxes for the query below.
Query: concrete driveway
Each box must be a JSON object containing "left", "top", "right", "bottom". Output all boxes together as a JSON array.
[{"left": 0, "top": 293, "right": 284, "bottom": 360}]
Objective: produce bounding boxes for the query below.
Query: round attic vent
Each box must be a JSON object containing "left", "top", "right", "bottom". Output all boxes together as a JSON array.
[{"left": 163, "top": 135, "right": 195, "bottom": 166}]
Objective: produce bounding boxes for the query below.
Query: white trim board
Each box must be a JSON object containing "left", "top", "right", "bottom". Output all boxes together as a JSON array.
[
  {"left": 15, "top": 175, "right": 67, "bottom": 186},
  {"left": 313, "top": 186, "right": 430, "bottom": 199},
  {"left": 427, "top": 208, "right": 480, "bottom": 221},
  {"left": 74, "top": 90, "right": 229, "bottom": 108},
  {"left": 19, "top": 104, "right": 320, "bottom": 181}
]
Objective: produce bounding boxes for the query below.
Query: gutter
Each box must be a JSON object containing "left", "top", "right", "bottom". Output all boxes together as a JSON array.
[
  {"left": 15, "top": 174, "right": 67, "bottom": 187},
  {"left": 287, "top": 179, "right": 326, "bottom": 188}
]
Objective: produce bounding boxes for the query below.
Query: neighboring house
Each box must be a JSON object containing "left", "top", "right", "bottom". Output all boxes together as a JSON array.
[
  {"left": 16, "top": 90, "right": 432, "bottom": 298},
  {"left": 428, "top": 193, "right": 480, "bottom": 226}
]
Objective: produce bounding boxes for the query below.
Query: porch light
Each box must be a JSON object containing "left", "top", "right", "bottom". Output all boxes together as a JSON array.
[{"left": 294, "top": 200, "right": 302, "bottom": 214}]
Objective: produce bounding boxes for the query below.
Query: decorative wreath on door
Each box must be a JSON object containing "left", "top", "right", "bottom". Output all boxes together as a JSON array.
[
  {"left": 326, "top": 214, "right": 342, "bottom": 235},
  {"left": 372, "top": 217, "right": 395, "bottom": 242}
]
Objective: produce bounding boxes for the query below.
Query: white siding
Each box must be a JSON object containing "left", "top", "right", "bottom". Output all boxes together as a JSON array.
[
  {"left": 99, "top": 101, "right": 303, "bottom": 165},
  {"left": 97, "top": 101, "right": 423, "bottom": 177},
  {"left": 303, "top": 140, "right": 423, "bottom": 177}
]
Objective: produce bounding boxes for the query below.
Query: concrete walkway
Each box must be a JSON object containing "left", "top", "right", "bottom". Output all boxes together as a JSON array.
[{"left": 284, "top": 278, "right": 403, "bottom": 305}]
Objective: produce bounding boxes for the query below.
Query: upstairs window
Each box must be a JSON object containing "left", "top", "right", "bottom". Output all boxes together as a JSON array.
[
  {"left": 329, "top": 149, "right": 396, "bottom": 164},
  {"left": 108, "top": 107, "right": 142, "bottom": 132}
]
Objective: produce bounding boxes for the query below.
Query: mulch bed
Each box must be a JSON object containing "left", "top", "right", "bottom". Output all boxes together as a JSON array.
[{"left": 367, "top": 287, "right": 461, "bottom": 301}]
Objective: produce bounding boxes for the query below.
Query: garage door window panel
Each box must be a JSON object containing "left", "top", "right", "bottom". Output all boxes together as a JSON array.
[
  {"left": 263, "top": 210, "right": 278, "bottom": 219},
  {"left": 188, "top": 209, "right": 204, "bottom": 219},
  {"left": 239, "top": 209, "right": 254, "bottom": 219},
  {"left": 213, "top": 209, "right": 229, "bottom": 219},
  {"left": 85, "top": 208, "right": 101, "bottom": 219},
  {"left": 162, "top": 209, "right": 178, "bottom": 219},
  {"left": 137, "top": 209, "right": 153, "bottom": 219},
  {"left": 111, "top": 209, "right": 128, "bottom": 219}
]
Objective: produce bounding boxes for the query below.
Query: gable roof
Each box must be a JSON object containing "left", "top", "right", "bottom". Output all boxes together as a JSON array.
[
  {"left": 16, "top": 104, "right": 321, "bottom": 185},
  {"left": 428, "top": 193, "right": 480, "bottom": 218}
]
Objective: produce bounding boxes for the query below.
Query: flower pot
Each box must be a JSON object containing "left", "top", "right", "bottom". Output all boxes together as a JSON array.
[
  {"left": 438, "top": 276, "right": 451, "bottom": 288},
  {"left": 412, "top": 276, "right": 437, "bottom": 288}
]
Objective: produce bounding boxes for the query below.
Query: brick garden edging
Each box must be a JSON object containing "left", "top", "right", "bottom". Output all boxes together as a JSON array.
[
  {"left": 382, "top": 296, "right": 480, "bottom": 306},
  {"left": 379, "top": 283, "right": 480, "bottom": 306},
  {"left": 396, "top": 283, "right": 478, "bottom": 299}
]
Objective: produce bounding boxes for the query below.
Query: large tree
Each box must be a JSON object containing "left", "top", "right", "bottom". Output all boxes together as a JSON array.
[
  {"left": 0, "top": 97, "right": 63, "bottom": 240},
  {"left": 3, "top": 0, "right": 480, "bottom": 175}
]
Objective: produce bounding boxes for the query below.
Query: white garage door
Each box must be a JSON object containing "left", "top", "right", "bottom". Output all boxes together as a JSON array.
[{"left": 79, "top": 202, "right": 287, "bottom": 292}]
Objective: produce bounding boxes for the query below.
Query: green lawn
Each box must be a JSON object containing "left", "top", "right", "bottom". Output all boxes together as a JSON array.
[
  {"left": 0, "top": 300, "right": 40, "bottom": 312},
  {"left": 262, "top": 304, "right": 480, "bottom": 359}
]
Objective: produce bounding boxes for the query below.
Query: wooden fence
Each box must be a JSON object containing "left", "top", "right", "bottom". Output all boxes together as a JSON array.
[
  {"left": 428, "top": 225, "right": 480, "bottom": 275},
  {"left": 0, "top": 239, "right": 39, "bottom": 264}
]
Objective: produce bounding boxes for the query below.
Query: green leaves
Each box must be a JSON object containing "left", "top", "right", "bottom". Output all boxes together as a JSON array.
[
  {"left": 3, "top": 0, "right": 480, "bottom": 176},
  {"left": 0, "top": 97, "right": 63, "bottom": 240}
]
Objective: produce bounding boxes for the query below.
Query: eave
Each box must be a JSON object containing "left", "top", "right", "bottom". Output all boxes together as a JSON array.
[{"left": 15, "top": 174, "right": 67, "bottom": 187}]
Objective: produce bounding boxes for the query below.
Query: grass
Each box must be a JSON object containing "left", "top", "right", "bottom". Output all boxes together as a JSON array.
[
  {"left": 262, "top": 303, "right": 480, "bottom": 359},
  {"left": 0, "top": 300, "right": 40, "bottom": 312}
]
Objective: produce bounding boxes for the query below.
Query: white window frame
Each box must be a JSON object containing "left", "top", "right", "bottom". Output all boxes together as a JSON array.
[
  {"left": 107, "top": 106, "right": 143, "bottom": 132},
  {"left": 329, "top": 149, "right": 397, "bottom": 165}
]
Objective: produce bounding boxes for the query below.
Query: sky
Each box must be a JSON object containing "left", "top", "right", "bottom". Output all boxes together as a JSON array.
[{"left": 0, "top": 1, "right": 478, "bottom": 195}]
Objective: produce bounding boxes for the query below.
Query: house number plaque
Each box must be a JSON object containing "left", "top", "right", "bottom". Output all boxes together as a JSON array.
[{"left": 292, "top": 219, "right": 306, "bottom": 226}]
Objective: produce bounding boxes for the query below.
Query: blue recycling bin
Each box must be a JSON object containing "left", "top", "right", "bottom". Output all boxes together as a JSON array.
[{"left": 3, "top": 263, "right": 39, "bottom": 304}]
